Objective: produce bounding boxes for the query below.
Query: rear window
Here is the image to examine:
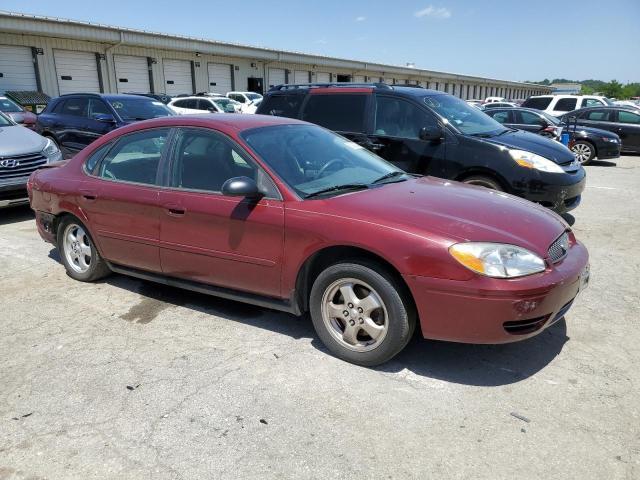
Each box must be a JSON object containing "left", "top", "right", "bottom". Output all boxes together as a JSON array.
[
  {"left": 302, "top": 94, "right": 367, "bottom": 132},
  {"left": 258, "top": 94, "right": 304, "bottom": 118},
  {"left": 521, "top": 97, "right": 553, "bottom": 110}
]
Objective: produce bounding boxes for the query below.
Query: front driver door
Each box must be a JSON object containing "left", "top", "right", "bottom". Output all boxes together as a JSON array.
[
  {"left": 366, "top": 95, "right": 447, "bottom": 177},
  {"left": 158, "top": 127, "right": 284, "bottom": 298}
]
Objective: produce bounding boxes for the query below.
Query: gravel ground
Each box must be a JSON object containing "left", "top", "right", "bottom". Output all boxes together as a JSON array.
[{"left": 0, "top": 155, "right": 638, "bottom": 480}]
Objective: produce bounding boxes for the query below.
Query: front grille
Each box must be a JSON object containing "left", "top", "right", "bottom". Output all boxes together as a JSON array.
[
  {"left": 547, "top": 232, "right": 570, "bottom": 263},
  {"left": 0, "top": 152, "right": 48, "bottom": 180}
]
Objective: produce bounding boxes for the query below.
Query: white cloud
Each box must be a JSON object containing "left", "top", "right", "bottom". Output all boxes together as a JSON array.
[
  {"left": 314, "top": 38, "right": 328, "bottom": 45},
  {"left": 355, "top": 16, "right": 366, "bottom": 22},
  {"left": 414, "top": 6, "right": 452, "bottom": 19}
]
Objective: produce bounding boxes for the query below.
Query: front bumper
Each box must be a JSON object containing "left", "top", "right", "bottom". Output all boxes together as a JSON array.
[
  {"left": 404, "top": 241, "right": 589, "bottom": 344},
  {"left": 595, "top": 141, "right": 621, "bottom": 160},
  {"left": 0, "top": 177, "right": 30, "bottom": 208},
  {"left": 511, "top": 168, "right": 586, "bottom": 214}
]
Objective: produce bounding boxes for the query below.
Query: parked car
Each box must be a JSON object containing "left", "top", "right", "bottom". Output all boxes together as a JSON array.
[
  {"left": 0, "top": 111, "right": 62, "bottom": 208},
  {"left": 484, "top": 96, "right": 506, "bottom": 103},
  {"left": 227, "top": 91, "right": 263, "bottom": 113},
  {"left": 27, "top": 114, "right": 590, "bottom": 366},
  {"left": 466, "top": 100, "right": 483, "bottom": 109},
  {"left": 485, "top": 107, "right": 621, "bottom": 164},
  {"left": 35, "top": 93, "right": 174, "bottom": 158},
  {"left": 127, "top": 93, "right": 173, "bottom": 105},
  {"left": 522, "top": 95, "right": 612, "bottom": 117},
  {"left": 0, "top": 96, "right": 37, "bottom": 129},
  {"left": 482, "top": 102, "right": 518, "bottom": 110},
  {"left": 257, "top": 84, "right": 586, "bottom": 214},
  {"left": 560, "top": 106, "right": 640, "bottom": 154},
  {"left": 168, "top": 96, "right": 240, "bottom": 114}
]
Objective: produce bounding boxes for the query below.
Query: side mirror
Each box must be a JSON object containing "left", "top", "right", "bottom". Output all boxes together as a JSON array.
[
  {"left": 419, "top": 125, "right": 444, "bottom": 142},
  {"left": 94, "top": 113, "right": 116, "bottom": 123},
  {"left": 221, "top": 176, "right": 262, "bottom": 198}
]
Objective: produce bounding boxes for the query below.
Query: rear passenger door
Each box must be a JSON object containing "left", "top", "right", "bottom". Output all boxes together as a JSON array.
[
  {"left": 578, "top": 109, "right": 614, "bottom": 132},
  {"left": 80, "top": 128, "right": 171, "bottom": 272},
  {"left": 613, "top": 109, "right": 640, "bottom": 151},
  {"left": 512, "top": 110, "right": 546, "bottom": 134},
  {"left": 300, "top": 91, "right": 370, "bottom": 143}
]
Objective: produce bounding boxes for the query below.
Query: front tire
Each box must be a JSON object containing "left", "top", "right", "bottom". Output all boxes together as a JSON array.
[
  {"left": 309, "top": 262, "right": 415, "bottom": 366},
  {"left": 57, "top": 216, "right": 110, "bottom": 282},
  {"left": 461, "top": 175, "right": 503, "bottom": 191},
  {"left": 571, "top": 141, "right": 595, "bottom": 165}
]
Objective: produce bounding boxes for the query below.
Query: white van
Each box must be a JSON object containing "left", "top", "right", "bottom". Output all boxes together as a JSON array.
[{"left": 522, "top": 95, "right": 612, "bottom": 117}]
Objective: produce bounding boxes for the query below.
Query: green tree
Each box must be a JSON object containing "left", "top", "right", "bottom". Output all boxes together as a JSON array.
[
  {"left": 580, "top": 85, "right": 595, "bottom": 95},
  {"left": 601, "top": 80, "right": 623, "bottom": 98}
]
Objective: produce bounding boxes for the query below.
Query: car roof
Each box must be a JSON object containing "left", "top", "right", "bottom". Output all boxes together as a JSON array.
[{"left": 58, "top": 93, "right": 156, "bottom": 101}]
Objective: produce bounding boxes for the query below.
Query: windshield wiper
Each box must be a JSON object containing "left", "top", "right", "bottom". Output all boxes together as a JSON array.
[
  {"left": 495, "top": 128, "right": 515, "bottom": 136},
  {"left": 305, "top": 183, "right": 369, "bottom": 199},
  {"left": 371, "top": 171, "right": 409, "bottom": 184}
]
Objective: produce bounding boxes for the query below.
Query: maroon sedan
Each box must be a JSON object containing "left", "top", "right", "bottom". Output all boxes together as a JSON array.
[{"left": 28, "top": 115, "right": 590, "bottom": 366}]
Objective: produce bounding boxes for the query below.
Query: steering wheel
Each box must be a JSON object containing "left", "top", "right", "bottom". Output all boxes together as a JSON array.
[{"left": 318, "top": 158, "right": 344, "bottom": 178}]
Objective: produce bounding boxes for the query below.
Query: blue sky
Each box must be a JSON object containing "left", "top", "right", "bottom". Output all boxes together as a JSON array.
[{"left": 2, "top": 0, "right": 639, "bottom": 82}]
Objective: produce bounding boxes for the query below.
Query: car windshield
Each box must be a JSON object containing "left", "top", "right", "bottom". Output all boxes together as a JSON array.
[
  {"left": 212, "top": 98, "right": 236, "bottom": 108},
  {"left": 602, "top": 97, "right": 614, "bottom": 106},
  {"left": 540, "top": 111, "right": 561, "bottom": 125},
  {"left": 241, "top": 124, "right": 406, "bottom": 198},
  {"left": 108, "top": 98, "right": 174, "bottom": 120},
  {"left": 424, "top": 94, "right": 506, "bottom": 136},
  {"left": 0, "top": 98, "right": 23, "bottom": 113},
  {"left": 246, "top": 93, "right": 262, "bottom": 101},
  {"left": 0, "top": 111, "right": 14, "bottom": 126}
]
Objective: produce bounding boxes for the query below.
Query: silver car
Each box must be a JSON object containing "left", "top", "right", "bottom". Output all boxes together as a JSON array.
[{"left": 0, "top": 111, "right": 63, "bottom": 208}]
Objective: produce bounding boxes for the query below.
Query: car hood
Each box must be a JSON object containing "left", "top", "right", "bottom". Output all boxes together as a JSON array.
[
  {"left": 564, "top": 124, "right": 619, "bottom": 139},
  {"left": 0, "top": 125, "right": 47, "bottom": 156},
  {"left": 481, "top": 129, "right": 575, "bottom": 164},
  {"left": 318, "top": 177, "right": 567, "bottom": 256}
]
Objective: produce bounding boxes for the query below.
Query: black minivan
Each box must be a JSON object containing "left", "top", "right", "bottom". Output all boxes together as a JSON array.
[{"left": 256, "top": 84, "right": 585, "bottom": 213}]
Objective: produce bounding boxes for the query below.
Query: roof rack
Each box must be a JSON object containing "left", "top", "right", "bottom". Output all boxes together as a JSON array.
[
  {"left": 59, "top": 92, "right": 104, "bottom": 97},
  {"left": 268, "top": 82, "right": 393, "bottom": 92}
]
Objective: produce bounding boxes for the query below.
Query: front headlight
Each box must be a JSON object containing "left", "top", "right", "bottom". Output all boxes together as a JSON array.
[
  {"left": 42, "top": 138, "right": 63, "bottom": 163},
  {"left": 449, "top": 242, "right": 546, "bottom": 278},
  {"left": 602, "top": 137, "right": 618, "bottom": 143},
  {"left": 508, "top": 149, "right": 564, "bottom": 173}
]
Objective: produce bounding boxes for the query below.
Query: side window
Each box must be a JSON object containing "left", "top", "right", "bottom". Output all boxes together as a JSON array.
[
  {"left": 84, "top": 142, "right": 112, "bottom": 174},
  {"left": 618, "top": 110, "right": 640, "bottom": 124},
  {"left": 198, "top": 99, "right": 214, "bottom": 111},
  {"left": 583, "top": 109, "right": 609, "bottom": 121},
  {"left": 171, "top": 128, "right": 278, "bottom": 197},
  {"left": 51, "top": 100, "right": 66, "bottom": 114},
  {"left": 61, "top": 98, "right": 89, "bottom": 117},
  {"left": 89, "top": 99, "right": 111, "bottom": 119},
  {"left": 302, "top": 94, "right": 367, "bottom": 132},
  {"left": 554, "top": 98, "right": 577, "bottom": 112},
  {"left": 517, "top": 110, "right": 544, "bottom": 126},
  {"left": 173, "top": 100, "right": 188, "bottom": 108},
  {"left": 375, "top": 96, "right": 437, "bottom": 139},
  {"left": 260, "top": 94, "right": 304, "bottom": 118},
  {"left": 490, "top": 111, "right": 511, "bottom": 124},
  {"left": 97, "top": 128, "right": 170, "bottom": 185},
  {"left": 584, "top": 98, "right": 604, "bottom": 108}
]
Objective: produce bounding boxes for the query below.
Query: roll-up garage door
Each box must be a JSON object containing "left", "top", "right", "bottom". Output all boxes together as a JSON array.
[
  {"left": 163, "top": 59, "right": 193, "bottom": 96},
  {"left": 207, "top": 63, "right": 233, "bottom": 94},
  {"left": 0, "top": 45, "right": 38, "bottom": 94},
  {"left": 316, "top": 72, "right": 330, "bottom": 83},
  {"left": 54, "top": 50, "right": 100, "bottom": 95},
  {"left": 114, "top": 55, "right": 150, "bottom": 94},
  {"left": 293, "top": 70, "right": 309, "bottom": 84},
  {"left": 384, "top": 77, "right": 394, "bottom": 85},
  {"left": 353, "top": 75, "right": 366, "bottom": 83},
  {"left": 268, "top": 68, "right": 286, "bottom": 88}
]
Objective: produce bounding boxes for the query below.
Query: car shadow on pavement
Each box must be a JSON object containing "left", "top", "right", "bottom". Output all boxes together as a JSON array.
[
  {"left": 588, "top": 160, "right": 617, "bottom": 167},
  {"left": 0, "top": 205, "right": 33, "bottom": 225},
  {"left": 46, "top": 249, "right": 569, "bottom": 386}
]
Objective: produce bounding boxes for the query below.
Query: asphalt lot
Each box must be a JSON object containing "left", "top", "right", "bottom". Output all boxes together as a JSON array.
[{"left": 1, "top": 155, "right": 639, "bottom": 480}]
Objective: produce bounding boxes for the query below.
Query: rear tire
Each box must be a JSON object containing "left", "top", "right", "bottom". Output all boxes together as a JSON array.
[
  {"left": 309, "top": 262, "right": 415, "bottom": 366},
  {"left": 571, "top": 140, "right": 595, "bottom": 165},
  {"left": 57, "top": 216, "right": 110, "bottom": 282},
  {"left": 461, "top": 175, "right": 503, "bottom": 191}
]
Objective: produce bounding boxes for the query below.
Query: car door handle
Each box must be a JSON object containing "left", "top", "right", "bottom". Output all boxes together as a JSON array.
[
  {"left": 164, "top": 204, "right": 185, "bottom": 216},
  {"left": 80, "top": 190, "right": 97, "bottom": 201}
]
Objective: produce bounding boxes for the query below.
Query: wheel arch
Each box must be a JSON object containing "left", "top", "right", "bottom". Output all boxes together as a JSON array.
[
  {"left": 573, "top": 138, "right": 598, "bottom": 156},
  {"left": 454, "top": 167, "right": 511, "bottom": 191},
  {"left": 293, "top": 245, "right": 415, "bottom": 315}
]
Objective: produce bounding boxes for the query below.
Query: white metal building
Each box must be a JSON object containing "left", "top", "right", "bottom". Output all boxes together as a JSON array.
[{"left": 0, "top": 11, "right": 551, "bottom": 99}]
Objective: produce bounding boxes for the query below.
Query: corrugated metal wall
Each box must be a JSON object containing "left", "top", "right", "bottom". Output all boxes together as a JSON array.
[{"left": 0, "top": 29, "right": 551, "bottom": 99}]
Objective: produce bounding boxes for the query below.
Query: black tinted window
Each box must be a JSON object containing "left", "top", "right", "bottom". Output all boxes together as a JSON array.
[
  {"left": 259, "top": 94, "right": 303, "bottom": 118},
  {"left": 521, "top": 97, "right": 552, "bottom": 110},
  {"left": 618, "top": 110, "right": 640, "bottom": 124},
  {"left": 51, "top": 100, "right": 66, "bottom": 114},
  {"left": 517, "top": 110, "right": 544, "bottom": 125},
  {"left": 489, "top": 110, "right": 511, "bottom": 123},
  {"left": 375, "top": 96, "right": 437, "bottom": 139},
  {"left": 171, "top": 128, "right": 277, "bottom": 197},
  {"left": 302, "top": 94, "right": 367, "bottom": 132},
  {"left": 98, "top": 129, "right": 169, "bottom": 185},
  {"left": 554, "top": 98, "right": 577, "bottom": 112},
  {"left": 89, "top": 99, "right": 111, "bottom": 118},
  {"left": 85, "top": 143, "right": 112, "bottom": 174},
  {"left": 61, "top": 98, "right": 88, "bottom": 117}
]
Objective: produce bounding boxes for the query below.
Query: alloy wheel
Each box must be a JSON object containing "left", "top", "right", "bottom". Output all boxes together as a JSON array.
[
  {"left": 63, "top": 223, "right": 92, "bottom": 273},
  {"left": 572, "top": 143, "right": 593, "bottom": 164}
]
